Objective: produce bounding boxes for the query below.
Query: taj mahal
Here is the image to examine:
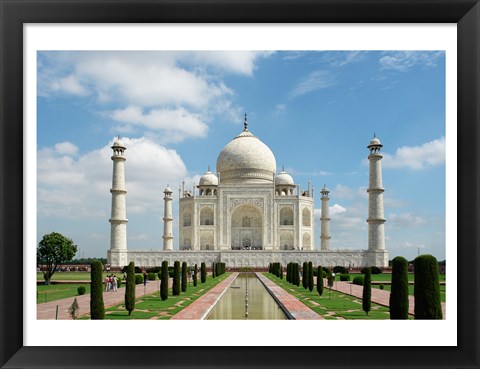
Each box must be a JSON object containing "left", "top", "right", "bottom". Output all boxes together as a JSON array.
[{"left": 107, "top": 115, "right": 389, "bottom": 268}]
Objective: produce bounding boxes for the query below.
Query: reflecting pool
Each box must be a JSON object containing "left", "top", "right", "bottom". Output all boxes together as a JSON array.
[{"left": 206, "top": 273, "right": 287, "bottom": 320}]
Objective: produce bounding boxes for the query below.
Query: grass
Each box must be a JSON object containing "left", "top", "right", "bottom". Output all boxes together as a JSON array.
[
  {"left": 372, "top": 283, "right": 446, "bottom": 303},
  {"left": 80, "top": 273, "right": 229, "bottom": 320},
  {"left": 37, "top": 284, "right": 90, "bottom": 303},
  {"left": 264, "top": 273, "right": 394, "bottom": 320},
  {"left": 37, "top": 272, "right": 123, "bottom": 281},
  {"left": 348, "top": 273, "right": 446, "bottom": 282}
]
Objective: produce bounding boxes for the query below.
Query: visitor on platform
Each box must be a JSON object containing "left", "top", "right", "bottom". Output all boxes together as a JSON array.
[
  {"left": 143, "top": 271, "right": 147, "bottom": 286},
  {"left": 104, "top": 275, "right": 110, "bottom": 292}
]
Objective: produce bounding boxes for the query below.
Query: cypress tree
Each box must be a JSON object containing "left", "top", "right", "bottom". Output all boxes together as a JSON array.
[
  {"left": 201, "top": 262, "right": 206, "bottom": 283},
  {"left": 308, "top": 261, "right": 314, "bottom": 291},
  {"left": 279, "top": 265, "right": 283, "bottom": 279},
  {"left": 172, "top": 261, "right": 180, "bottom": 296},
  {"left": 286, "top": 263, "right": 290, "bottom": 282},
  {"left": 160, "top": 260, "right": 168, "bottom": 301},
  {"left": 362, "top": 267, "right": 372, "bottom": 316},
  {"left": 181, "top": 262, "right": 188, "bottom": 292},
  {"left": 294, "top": 263, "right": 300, "bottom": 286},
  {"left": 90, "top": 260, "right": 104, "bottom": 319},
  {"left": 125, "top": 261, "right": 135, "bottom": 316},
  {"left": 389, "top": 256, "right": 409, "bottom": 319},
  {"left": 302, "top": 262, "right": 308, "bottom": 289},
  {"left": 212, "top": 262, "right": 216, "bottom": 278},
  {"left": 317, "top": 266, "right": 324, "bottom": 296},
  {"left": 414, "top": 254, "right": 443, "bottom": 319},
  {"left": 193, "top": 264, "right": 198, "bottom": 287}
]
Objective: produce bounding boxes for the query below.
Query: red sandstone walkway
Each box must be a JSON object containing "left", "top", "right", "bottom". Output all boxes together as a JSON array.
[
  {"left": 332, "top": 280, "right": 446, "bottom": 319},
  {"left": 256, "top": 273, "right": 323, "bottom": 320},
  {"left": 170, "top": 273, "right": 239, "bottom": 320},
  {"left": 37, "top": 280, "right": 162, "bottom": 320}
]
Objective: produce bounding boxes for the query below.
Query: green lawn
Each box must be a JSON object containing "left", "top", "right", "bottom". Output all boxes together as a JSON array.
[
  {"left": 372, "top": 283, "right": 446, "bottom": 303},
  {"left": 264, "top": 273, "right": 395, "bottom": 320},
  {"left": 37, "top": 283, "right": 91, "bottom": 303},
  {"left": 81, "top": 273, "right": 229, "bottom": 320},
  {"left": 37, "top": 272, "right": 124, "bottom": 281},
  {"left": 348, "top": 273, "right": 446, "bottom": 282}
]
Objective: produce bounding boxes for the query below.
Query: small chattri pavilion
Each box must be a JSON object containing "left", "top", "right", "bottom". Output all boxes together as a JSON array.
[{"left": 107, "top": 115, "right": 388, "bottom": 269}]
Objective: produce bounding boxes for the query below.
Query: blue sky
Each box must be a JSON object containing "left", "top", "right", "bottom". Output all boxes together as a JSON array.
[{"left": 37, "top": 50, "right": 446, "bottom": 261}]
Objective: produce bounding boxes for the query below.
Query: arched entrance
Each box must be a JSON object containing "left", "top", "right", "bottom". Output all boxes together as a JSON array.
[{"left": 230, "top": 204, "right": 263, "bottom": 250}]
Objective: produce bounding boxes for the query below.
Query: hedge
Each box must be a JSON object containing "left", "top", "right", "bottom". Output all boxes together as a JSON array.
[
  {"left": 414, "top": 254, "right": 443, "bottom": 319},
  {"left": 125, "top": 261, "right": 135, "bottom": 316},
  {"left": 362, "top": 267, "right": 372, "bottom": 315},
  {"left": 352, "top": 276, "right": 364, "bottom": 286},
  {"left": 90, "top": 260, "right": 104, "bottom": 319},
  {"left": 340, "top": 274, "right": 350, "bottom": 281},
  {"left": 389, "top": 256, "right": 409, "bottom": 319}
]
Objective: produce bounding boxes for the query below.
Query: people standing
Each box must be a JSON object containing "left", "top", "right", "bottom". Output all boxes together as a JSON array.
[
  {"left": 112, "top": 275, "right": 118, "bottom": 292},
  {"left": 143, "top": 271, "right": 147, "bottom": 286},
  {"left": 104, "top": 275, "right": 110, "bottom": 292}
]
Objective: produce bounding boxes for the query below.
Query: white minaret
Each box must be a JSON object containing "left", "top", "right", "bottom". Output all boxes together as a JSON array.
[
  {"left": 320, "top": 184, "right": 331, "bottom": 250},
  {"left": 367, "top": 134, "right": 386, "bottom": 251},
  {"left": 109, "top": 137, "right": 128, "bottom": 260},
  {"left": 163, "top": 185, "right": 173, "bottom": 251}
]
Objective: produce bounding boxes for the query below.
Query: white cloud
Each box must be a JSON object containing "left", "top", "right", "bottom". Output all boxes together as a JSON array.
[
  {"left": 315, "top": 204, "right": 347, "bottom": 218},
  {"left": 382, "top": 137, "right": 445, "bottom": 170},
  {"left": 49, "top": 75, "right": 88, "bottom": 96},
  {"left": 291, "top": 70, "right": 335, "bottom": 98},
  {"left": 389, "top": 213, "right": 426, "bottom": 228},
  {"left": 273, "top": 104, "right": 286, "bottom": 115},
  {"left": 37, "top": 137, "right": 189, "bottom": 219},
  {"left": 379, "top": 51, "right": 444, "bottom": 72},
  {"left": 110, "top": 106, "right": 208, "bottom": 143},
  {"left": 54, "top": 141, "right": 79, "bottom": 156},
  {"left": 179, "top": 51, "right": 273, "bottom": 76}
]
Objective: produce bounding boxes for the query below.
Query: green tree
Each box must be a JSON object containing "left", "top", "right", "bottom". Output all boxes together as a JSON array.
[
  {"left": 181, "top": 262, "right": 188, "bottom": 292},
  {"left": 212, "top": 262, "right": 216, "bottom": 278},
  {"left": 37, "top": 232, "right": 78, "bottom": 285},
  {"left": 317, "top": 266, "right": 324, "bottom": 296},
  {"left": 389, "top": 256, "right": 409, "bottom": 319},
  {"left": 294, "top": 263, "right": 300, "bottom": 286},
  {"left": 201, "top": 262, "right": 207, "bottom": 283},
  {"left": 90, "top": 260, "right": 104, "bottom": 319},
  {"left": 125, "top": 261, "right": 135, "bottom": 316},
  {"left": 193, "top": 264, "right": 198, "bottom": 287},
  {"left": 173, "top": 261, "right": 181, "bottom": 296},
  {"left": 160, "top": 261, "right": 169, "bottom": 301},
  {"left": 414, "top": 254, "right": 443, "bottom": 319},
  {"left": 362, "top": 267, "right": 372, "bottom": 315},
  {"left": 308, "top": 261, "right": 314, "bottom": 291},
  {"left": 302, "top": 262, "right": 308, "bottom": 289}
]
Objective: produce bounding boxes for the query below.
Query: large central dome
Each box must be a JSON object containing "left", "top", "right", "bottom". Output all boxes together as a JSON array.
[{"left": 216, "top": 127, "right": 276, "bottom": 184}]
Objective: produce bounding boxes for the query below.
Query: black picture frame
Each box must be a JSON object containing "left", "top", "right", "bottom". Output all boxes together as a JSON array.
[{"left": 1, "top": 1, "right": 479, "bottom": 368}]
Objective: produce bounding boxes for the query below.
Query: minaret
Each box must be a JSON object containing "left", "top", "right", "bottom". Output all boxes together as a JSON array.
[
  {"left": 320, "top": 184, "right": 331, "bottom": 250},
  {"left": 163, "top": 185, "right": 173, "bottom": 251},
  {"left": 109, "top": 137, "right": 128, "bottom": 258},
  {"left": 367, "top": 134, "right": 386, "bottom": 251}
]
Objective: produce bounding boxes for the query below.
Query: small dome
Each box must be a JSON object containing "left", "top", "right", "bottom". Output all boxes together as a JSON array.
[
  {"left": 368, "top": 135, "right": 382, "bottom": 148},
  {"left": 321, "top": 184, "right": 329, "bottom": 193},
  {"left": 199, "top": 169, "right": 218, "bottom": 186},
  {"left": 216, "top": 129, "right": 276, "bottom": 184},
  {"left": 112, "top": 137, "right": 126, "bottom": 149},
  {"left": 164, "top": 186, "right": 172, "bottom": 193},
  {"left": 275, "top": 170, "right": 294, "bottom": 186}
]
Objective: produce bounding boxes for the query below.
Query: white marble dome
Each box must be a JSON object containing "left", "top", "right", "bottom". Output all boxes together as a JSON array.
[
  {"left": 199, "top": 169, "right": 218, "bottom": 186},
  {"left": 368, "top": 136, "right": 382, "bottom": 147},
  {"left": 275, "top": 170, "right": 294, "bottom": 186},
  {"left": 112, "top": 138, "right": 126, "bottom": 149},
  {"left": 216, "top": 129, "right": 276, "bottom": 184}
]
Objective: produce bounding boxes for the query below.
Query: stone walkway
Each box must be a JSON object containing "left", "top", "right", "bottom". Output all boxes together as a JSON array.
[
  {"left": 170, "top": 273, "right": 238, "bottom": 320},
  {"left": 37, "top": 280, "right": 162, "bottom": 320},
  {"left": 332, "top": 280, "right": 446, "bottom": 319},
  {"left": 256, "top": 273, "right": 323, "bottom": 320}
]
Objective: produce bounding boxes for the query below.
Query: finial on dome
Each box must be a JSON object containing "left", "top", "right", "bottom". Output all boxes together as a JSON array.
[
  {"left": 118, "top": 134, "right": 120, "bottom": 140},
  {"left": 244, "top": 113, "right": 248, "bottom": 131},
  {"left": 208, "top": 165, "right": 211, "bottom": 172},
  {"left": 282, "top": 164, "right": 285, "bottom": 172},
  {"left": 374, "top": 132, "right": 376, "bottom": 138}
]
